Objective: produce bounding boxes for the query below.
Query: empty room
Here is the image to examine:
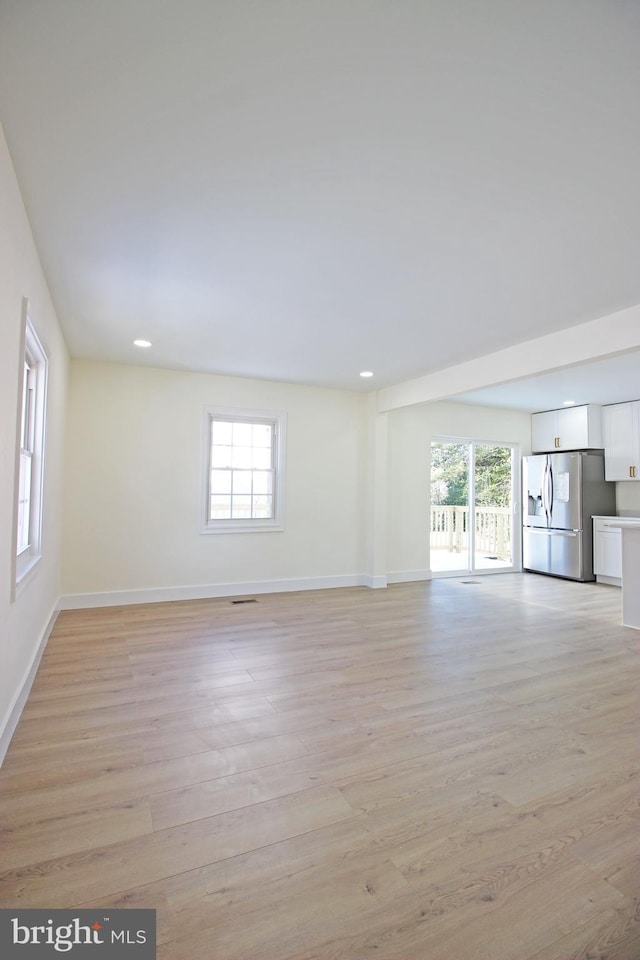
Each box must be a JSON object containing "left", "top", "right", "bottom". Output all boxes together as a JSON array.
[{"left": 1, "top": 2, "right": 640, "bottom": 958}]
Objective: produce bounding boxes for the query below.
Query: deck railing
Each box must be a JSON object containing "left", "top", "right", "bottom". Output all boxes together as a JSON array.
[{"left": 430, "top": 505, "right": 511, "bottom": 560}]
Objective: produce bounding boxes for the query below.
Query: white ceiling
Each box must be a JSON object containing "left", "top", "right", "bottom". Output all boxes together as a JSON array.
[{"left": 2, "top": 0, "right": 640, "bottom": 397}]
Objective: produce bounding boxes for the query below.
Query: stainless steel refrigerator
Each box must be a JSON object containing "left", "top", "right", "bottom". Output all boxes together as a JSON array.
[{"left": 522, "top": 450, "right": 615, "bottom": 581}]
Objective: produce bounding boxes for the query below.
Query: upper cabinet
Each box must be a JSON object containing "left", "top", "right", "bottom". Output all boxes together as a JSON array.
[
  {"left": 602, "top": 401, "right": 640, "bottom": 481},
  {"left": 531, "top": 404, "right": 603, "bottom": 453}
]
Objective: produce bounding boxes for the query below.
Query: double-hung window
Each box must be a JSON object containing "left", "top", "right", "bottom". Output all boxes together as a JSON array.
[
  {"left": 201, "top": 406, "right": 286, "bottom": 533},
  {"left": 14, "top": 301, "right": 48, "bottom": 592},
  {"left": 17, "top": 357, "right": 36, "bottom": 553}
]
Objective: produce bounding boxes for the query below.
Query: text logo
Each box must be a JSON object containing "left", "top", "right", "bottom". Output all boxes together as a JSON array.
[{"left": 0, "top": 909, "right": 156, "bottom": 958}]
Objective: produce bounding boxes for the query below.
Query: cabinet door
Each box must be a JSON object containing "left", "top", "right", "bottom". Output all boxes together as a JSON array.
[
  {"left": 532, "top": 406, "right": 601, "bottom": 452},
  {"left": 557, "top": 404, "right": 602, "bottom": 450},
  {"left": 595, "top": 528, "right": 622, "bottom": 579},
  {"left": 531, "top": 411, "right": 558, "bottom": 453},
  {"left": 602, "top": 402, "right": 640, "bottom": 481}
]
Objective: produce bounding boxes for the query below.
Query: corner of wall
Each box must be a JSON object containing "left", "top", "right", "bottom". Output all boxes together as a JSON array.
[{"left": 0, "top": 601, "right": 59, "bottom": 766}]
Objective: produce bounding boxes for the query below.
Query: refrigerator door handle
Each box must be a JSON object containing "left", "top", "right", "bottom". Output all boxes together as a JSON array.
[
  {"left": 526, "top": 529, "right": 578, "bottom": 537},
  {"left": 542, "top": 458, "right": 551, "bottom": 524}
]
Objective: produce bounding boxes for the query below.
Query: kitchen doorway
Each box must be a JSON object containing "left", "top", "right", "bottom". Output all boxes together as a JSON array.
[{"left": 430, "top": 438, "right": 517, "bottom": 576}]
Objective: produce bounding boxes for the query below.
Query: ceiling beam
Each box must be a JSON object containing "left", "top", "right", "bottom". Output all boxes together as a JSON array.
[{"left": 377, "top": 303, "right": 640, "bottom": 413}]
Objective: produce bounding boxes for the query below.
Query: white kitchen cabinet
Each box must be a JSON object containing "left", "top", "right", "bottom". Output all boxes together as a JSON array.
[
  {"left": 602, "top": 401, "right": 640, "bottom": 481},
  {"left": 530, "top": 411, "right": 557, "bottom": 453},
  {"left": 531, "top": 404, "right": 603, "bottom": 453},
  {"left": 593, "top": 518, "right": 622, "bottom": 585}
]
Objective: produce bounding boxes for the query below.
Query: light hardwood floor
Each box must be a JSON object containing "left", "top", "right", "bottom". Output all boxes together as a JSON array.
[{"left": 1, "top": 574, "right": 639, "bottom": 959}]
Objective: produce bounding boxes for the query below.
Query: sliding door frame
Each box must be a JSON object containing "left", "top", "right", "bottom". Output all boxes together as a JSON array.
[{"left": 430, "top": 436, "right": 522, "bottom": 578}]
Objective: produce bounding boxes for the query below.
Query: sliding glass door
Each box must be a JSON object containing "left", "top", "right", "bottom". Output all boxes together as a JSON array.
[{"left": 430, "top": 439, "right": 517, "bottom": 576}]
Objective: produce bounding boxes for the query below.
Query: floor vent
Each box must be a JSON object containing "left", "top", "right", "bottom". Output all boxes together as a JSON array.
[
  {"left": 231, "top": 598, "right": 258, "bottom": 604},
  {"left": 461, "top": 580, "right": 482, "bottom": 584}
]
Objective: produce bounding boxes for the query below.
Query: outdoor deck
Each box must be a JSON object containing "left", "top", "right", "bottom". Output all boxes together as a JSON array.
[{"left": 430, "top": 504, "right": 512, "bottom": 573}]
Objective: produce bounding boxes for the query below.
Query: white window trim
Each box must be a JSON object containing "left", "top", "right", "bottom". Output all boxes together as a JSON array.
[
  {"left": 200, "top": 405, "right": 286, "bottom": 534},
  {"left": 12, "top": 299, "right": 48, "bottom": 599}
]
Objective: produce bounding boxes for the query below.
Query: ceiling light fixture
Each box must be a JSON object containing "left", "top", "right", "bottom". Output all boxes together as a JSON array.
[
  {"left": 133, "top": 339, "right": 152, "bottom": 348},
  {"left": 562, "top": 399, "right": 576, "bottom": 406},
  {"left": 360, "top": 370, "right": 374, "bottom": 378}
]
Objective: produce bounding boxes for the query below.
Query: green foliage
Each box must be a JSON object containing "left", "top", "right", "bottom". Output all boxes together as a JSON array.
[
  {"left": 431, "top": 442, "right": 467, "bottom": 506},
  {"left": 431, "top": 442, "right": 511, "bottom": 507}
]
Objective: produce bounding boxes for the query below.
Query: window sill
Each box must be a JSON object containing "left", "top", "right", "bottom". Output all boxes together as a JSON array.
[
  {"left": 200, "top": 520, "right": 284, "bottom": 535},
  {"left": 13, "top": 552, "right": 42, "bottom": 600}
]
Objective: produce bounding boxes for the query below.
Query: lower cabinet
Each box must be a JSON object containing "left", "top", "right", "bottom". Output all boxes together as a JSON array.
[{"left": 593, "top": 518, "right": 622, "bottom": 586}]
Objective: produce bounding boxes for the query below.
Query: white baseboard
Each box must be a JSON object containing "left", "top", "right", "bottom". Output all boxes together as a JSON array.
[
  {"left": 360, "top": 574, "right": 388, "bottom": 589},
  {"left": 0, "top": 601, "right": 58, "bottom": 766},
  {"left": 60, "top": 574, "right": 376, "bottom": 610},
  {"left": 387, "top": 569, "right": 431, "bottom": 584},
  {"left": 595, "top": 575, "right": 621, "bottom": 587}
]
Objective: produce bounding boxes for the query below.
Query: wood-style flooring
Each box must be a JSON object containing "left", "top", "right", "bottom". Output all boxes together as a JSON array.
[{"left": 1, "top": 574, "right": 639, "bottom": 959}]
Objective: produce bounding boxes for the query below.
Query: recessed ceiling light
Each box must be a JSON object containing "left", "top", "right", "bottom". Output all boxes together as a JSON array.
[
  {"left": 562, "top": 399, "right": 576, "bottom": 406},
  {"left": 360, "top": 370, "right": 374, "bottom": 378},
  {"left": 133, "top": 339, "right": 152, "bottom": 348}
]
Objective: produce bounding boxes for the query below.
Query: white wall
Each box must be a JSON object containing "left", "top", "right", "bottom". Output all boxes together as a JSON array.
[
  {"left": 0, "top": 122, "right": 69, "bottom": 758},
  {"left": 615, "top": 482, "right": 640, "bottom": 516},
  {"left": 386, "top": 400, "right": 532, "bottom": 578},
  {"left": 62, "top": 360, "right": 368, "bottom": 603}
]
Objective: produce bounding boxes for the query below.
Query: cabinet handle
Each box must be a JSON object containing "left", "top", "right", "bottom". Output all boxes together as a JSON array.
[{"left": 555, "top": 437, "right": 560, "bottom": 448}]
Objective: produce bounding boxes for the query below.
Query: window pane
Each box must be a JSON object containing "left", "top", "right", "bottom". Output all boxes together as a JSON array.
[
  {"left": 253, "top": 496, "right": 273, "bottom": 518},
  {"left": 210, "top": 469, "right": 231, "bottom": 494},
  {"left": 17, "top": 500, "right": 26, "bottom": 551},
  {"left": 17, "top": 452, "right": 32, "bottom": 552},
  {"left": 231, "top": 495, "right": 252, "bottom": 518},
  {"left": 252, "top": 447, "right": 271, "bottom": 470},
  {"left": 232, "top": 470, "right": 252, "bottom": 494},
  {"left": 231, "top": 445, "right": 252, "bottom": 469},
  {"left": 252, "top": 423, "right": 272, "bottom": 447},
  {"left": 210, "top": 495, "right": 231, "bottom": 519},
  {"left": 211, "top": 420, "right": 233, "bottom": 444},
  {"left": 430, "top": 441, "right": 469, "bottom": 573},
  {"left": 252, "top": 471, "right": 272, "bottom": 495},
  {"left": 233, "top": 422, "right": 252, "bottom": 446},
  {"left": 21, "top": 362, "right": 31, "bottom": 449},
  {"left": 474, "top": 444, "right": 513, "bottom": 569},
  {"left": 211, "top": 445, "right": 232, "bottom": 468}
]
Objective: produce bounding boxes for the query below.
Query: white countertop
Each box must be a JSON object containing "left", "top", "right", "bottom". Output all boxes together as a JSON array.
[{"left": 592, "top": 516, "right": 640, "bottom": 523}]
